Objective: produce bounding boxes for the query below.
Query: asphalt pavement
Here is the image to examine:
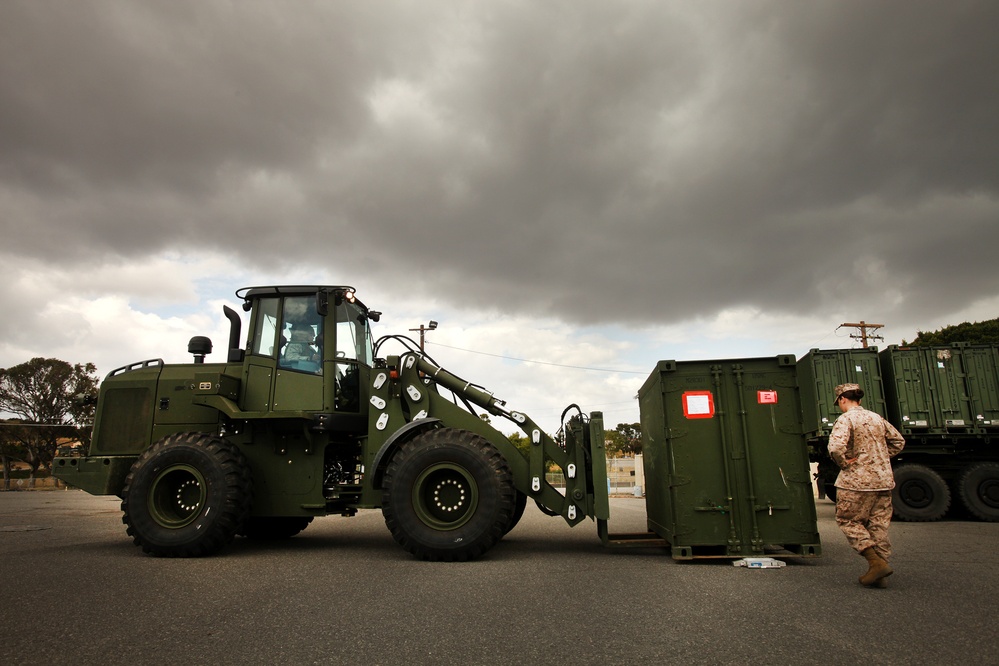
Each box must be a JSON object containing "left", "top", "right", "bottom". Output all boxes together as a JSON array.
[{"left": 2, "top": 490, "right": 998, "bottom": 665}]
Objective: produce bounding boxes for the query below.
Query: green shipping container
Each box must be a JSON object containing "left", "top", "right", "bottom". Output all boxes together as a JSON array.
[
  {"left": 638, "top": 355, "right": 821, "bottom": 559},
  {"left": 797, "top": 347, "right": 888, "bottom": 441},
  {"left": 962, "top": 346, "right": 999, "bottom": 431},
  {"left": 880, "top": 344, "right": 999, "bottom": 436}
]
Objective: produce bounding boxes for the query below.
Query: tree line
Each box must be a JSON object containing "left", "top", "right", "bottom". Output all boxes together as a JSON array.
[
  {"left": 904, "top": 317, "right": 999, "bottom": 346},
  {"left": 0, "top": 358, "right": 99, "bottom": 490}
]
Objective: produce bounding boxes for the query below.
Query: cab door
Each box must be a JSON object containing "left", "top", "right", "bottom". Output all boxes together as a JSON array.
[
  {"left": 273, "top": 295, "right": 324, "bottom": 412},
  {"left": 328, "top": 297, "right": 374, "bottom": 429},
  {"left": 243, "top": 296, "right": 279, "bottom": 412},
  {"left": 243, "top": 294, "right": 325, "bottom": 413}
]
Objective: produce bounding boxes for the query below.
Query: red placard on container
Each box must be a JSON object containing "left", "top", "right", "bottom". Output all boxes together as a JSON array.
[
  {"left": 683, "top": 391, "right": 715, "bottom": 419},
  {"left": 758, "top": 390, "right": 778, "bottom": 404}
]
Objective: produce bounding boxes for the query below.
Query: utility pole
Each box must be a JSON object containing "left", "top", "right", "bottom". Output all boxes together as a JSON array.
[
  {"left": 409, "top": 320, "right": 438, "bottom": 352},
  {"left": 839, "top": 321, "right": 884, "bottom": 348}
]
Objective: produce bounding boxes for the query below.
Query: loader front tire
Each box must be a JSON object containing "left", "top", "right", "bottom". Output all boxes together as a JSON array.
[
  {"left": 505, "top": 490, "right": 528, "bottom": 534},
  {"left": 121, "top": 432, "right": 252, "bottom": 557},
  {"left": 382, "top": 428, "right": 515, "bottom": 561}
]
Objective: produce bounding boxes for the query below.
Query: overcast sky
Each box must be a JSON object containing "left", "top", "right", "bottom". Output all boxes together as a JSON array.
[{"left": 2, "top": 1, "right": 998, "bottom": 432}]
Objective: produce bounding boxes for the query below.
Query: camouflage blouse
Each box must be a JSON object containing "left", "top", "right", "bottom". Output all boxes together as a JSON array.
[{"left": 828, "top": 406, "right": 905, "bottom": 491}]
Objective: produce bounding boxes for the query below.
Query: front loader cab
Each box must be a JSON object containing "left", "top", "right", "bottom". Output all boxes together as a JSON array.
[{"left": 236, "top": 285, "right": 377, "bottom": 431}]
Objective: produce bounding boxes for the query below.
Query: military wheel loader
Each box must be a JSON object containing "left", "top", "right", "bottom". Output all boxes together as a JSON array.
[{"left": 54, "top": 286, "right": 609, "bottom": 560}]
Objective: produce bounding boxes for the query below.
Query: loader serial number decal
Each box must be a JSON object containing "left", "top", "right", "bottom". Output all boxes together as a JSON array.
[{"left": 682, "top": 391, "right": 715, "bottom": 419}]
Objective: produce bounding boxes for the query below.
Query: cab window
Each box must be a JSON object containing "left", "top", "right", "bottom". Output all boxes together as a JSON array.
[
  {"left": 333, "top": 300, "right": 373, "bottom": 412},
  {"left": 250, "top": 298, "right": 279, "bottom": 357},
  {"left": 336, "top": 300, "right": 373, "bottom": 365},
  {"left": 278, "top": 295, "right": 323, "bottom": 374}
]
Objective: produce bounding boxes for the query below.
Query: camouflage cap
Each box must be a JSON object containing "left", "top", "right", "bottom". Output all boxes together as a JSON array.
[{"left": 833, "top": 383, "right": 861, "bottom": 401}]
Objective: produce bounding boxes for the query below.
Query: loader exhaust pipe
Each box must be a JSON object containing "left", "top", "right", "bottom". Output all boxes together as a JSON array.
[{"left": 223, "top": 306, "right": 244, "bottom": 362}]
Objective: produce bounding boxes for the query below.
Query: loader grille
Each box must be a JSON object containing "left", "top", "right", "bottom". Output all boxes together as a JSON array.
[{"left": 94, "top": 387, "right": 153, "bottom": 454}]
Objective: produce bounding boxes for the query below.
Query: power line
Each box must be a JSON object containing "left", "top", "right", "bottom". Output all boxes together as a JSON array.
[{"left": 426, "top": 341, "right": 646, "bottom": 374}]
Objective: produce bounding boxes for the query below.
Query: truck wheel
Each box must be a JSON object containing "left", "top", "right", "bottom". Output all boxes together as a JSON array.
[
  {"left": 892, "top": 464, "right": 950, "bottom": 522},
  {"left": 121, "top": 432, "right": 252, "bottom": 557},
  {"left": 958, "top": 462, "right": 999, "bottom": 522},
  {"left": 382, "top": 428, "right": 515, "bottom": 561},
  {"left": 240, "top": 516, "right": 314, "bottom": 539}
]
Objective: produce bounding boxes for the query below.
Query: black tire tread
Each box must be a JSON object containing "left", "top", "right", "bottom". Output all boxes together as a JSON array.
[
  {"left": 958, "top": 462, "right": 999, "bottom": 522},
  {"left": 892, "top": 463, "right": 950, "bottom": 522},
  {"left": 382, "top": 428, "right": 515, "bottom": 562},
  {"left": 121, "top": 432, "right": 252, "bottom": 557}
]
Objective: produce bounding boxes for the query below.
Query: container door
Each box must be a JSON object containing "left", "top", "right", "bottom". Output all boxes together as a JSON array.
[
  {"left": 964, "top": 346, "right": 999, "bottom": 431},
  {"left": 883, "top": 347, "right": 933, "bottom": 431},
  {"left": 726, "top": 360, "right": 818, "bottom": 554},
  {"left": 929, "top": 347, "right": 974, "bottom": 431},
  {"left": 798, "top": 348, "right": 885, "bottom": 439},
  {"left": 664, "top": 375, "right": 742, "bottom": 554}
]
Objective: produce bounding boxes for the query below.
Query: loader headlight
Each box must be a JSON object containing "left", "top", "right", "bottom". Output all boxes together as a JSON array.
[{"left": 334, "top": 288, "right": 357, "bottom": 306}]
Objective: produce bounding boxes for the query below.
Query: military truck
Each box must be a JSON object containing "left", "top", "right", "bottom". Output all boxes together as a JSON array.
[
  {"left": 53, "top": 286, "right": 608, "bottom": 560},
  {"left": 799, "top": 345, "right": 999, "bottom": 522}
]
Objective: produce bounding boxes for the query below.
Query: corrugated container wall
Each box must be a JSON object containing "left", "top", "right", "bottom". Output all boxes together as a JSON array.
[
  {"left": 880, "top": 344, "right": 999, "bottom": 436},
  {"left": 797, "top": 347, "right": 888, "bottom": 441},
  {"left": 638, "top": 355, "right": 821, "bottom": 559}
]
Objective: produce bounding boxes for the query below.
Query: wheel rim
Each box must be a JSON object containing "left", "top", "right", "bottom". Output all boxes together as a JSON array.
[
  {"left": 899, "top": 479, "right": 933, "bottom": 508},
  {"left": 412, "top": 463, "right": 479, "bottom": 530},
  {"left": 148, "top": 464, "right": 207, "bottom": 528},
  {"left": 976, "top": 478, "right": 999, "bottom": 509}
]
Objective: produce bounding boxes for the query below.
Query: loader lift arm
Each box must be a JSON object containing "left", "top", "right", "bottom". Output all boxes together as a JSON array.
[{"left": 368, "top": 350, "right": 609, "bottom": 528}]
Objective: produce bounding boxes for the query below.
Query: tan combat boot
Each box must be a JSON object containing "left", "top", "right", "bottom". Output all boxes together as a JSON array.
[{"left": 859, "top": 547, "right": 893, "bottom": 586}]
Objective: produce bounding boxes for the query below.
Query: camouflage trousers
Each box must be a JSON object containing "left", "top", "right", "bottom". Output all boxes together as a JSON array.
[{"left": 835, "top": 489, "right": 893, "bottom": 560}]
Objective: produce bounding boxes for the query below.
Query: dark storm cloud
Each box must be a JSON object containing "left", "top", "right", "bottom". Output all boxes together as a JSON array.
[{"left": 2, "top": 1, "right": 997, "bottom": 329}]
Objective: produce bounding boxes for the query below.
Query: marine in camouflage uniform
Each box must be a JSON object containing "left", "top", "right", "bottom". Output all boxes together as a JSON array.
[{"left": 827, "top": 383, "right": 905, "bottom": 587}]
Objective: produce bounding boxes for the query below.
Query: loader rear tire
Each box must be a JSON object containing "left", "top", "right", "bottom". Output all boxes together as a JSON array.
[
  {"left": 382, "top": 428, "right": 515, "bottom": 561},
  {"left": 121, "top": 432, "right": 252, "bottom": 557}
]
